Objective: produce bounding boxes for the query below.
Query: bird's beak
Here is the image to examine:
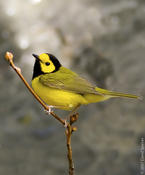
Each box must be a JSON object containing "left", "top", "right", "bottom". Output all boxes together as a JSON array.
[{"left": 32, "top": 54, "right": 40, "bottom": 61}]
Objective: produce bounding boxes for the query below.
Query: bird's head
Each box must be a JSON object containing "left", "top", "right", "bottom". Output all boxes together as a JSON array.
[{"left": 32, "top": 53, "right": 61, "bottom": 79}]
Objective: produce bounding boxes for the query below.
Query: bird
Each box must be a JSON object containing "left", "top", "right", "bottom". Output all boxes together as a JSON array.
[{"left": 31, "top": 53, "right": 141, "bottom": 112}]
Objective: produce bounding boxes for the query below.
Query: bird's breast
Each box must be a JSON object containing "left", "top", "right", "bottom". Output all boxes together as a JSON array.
[{"left": 31, "top": 77, "right": 87, "bottom": 110}]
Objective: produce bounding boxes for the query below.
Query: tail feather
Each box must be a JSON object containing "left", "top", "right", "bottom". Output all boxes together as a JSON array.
[{"left": 95, "top": 87, "right": 142, "bottom": 100}]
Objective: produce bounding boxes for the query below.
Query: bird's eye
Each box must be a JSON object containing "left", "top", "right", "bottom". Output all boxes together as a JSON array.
[{"left": 45, "top": 62, "right": 50, "bottom": 66}]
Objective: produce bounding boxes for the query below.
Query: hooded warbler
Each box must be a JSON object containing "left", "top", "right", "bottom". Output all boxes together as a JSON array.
[{"left": 32, "top": 53, "right": 140, "bottom": 111}]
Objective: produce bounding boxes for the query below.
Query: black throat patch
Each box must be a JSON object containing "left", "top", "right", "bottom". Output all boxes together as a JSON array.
[{"left": 32, "top": 59, "right": 44, "bottom": 80}]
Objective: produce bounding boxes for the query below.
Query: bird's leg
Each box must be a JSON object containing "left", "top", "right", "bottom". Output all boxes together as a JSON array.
[
  {"left": 63, "top": 104, "right": 80, "bottom": 127},
  {"left": 69, "top": 104, "right": 80, "bottom": 118}
]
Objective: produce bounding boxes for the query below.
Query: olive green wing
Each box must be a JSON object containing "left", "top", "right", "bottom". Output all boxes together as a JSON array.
[{"left": 39, "top": 67, "right": 100, "bottom": 95}]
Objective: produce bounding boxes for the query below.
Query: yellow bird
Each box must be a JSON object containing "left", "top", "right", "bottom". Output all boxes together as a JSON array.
[{"left": 32, "top": 53, "right": 140, "bottom": 112}]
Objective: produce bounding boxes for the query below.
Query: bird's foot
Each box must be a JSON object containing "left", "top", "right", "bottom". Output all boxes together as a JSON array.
[
  {"left": 44, "top": 105, "right": 54, "bottom": 115},
  {"left": 64, "top": 119, "right": 68, "bottom": 128}
]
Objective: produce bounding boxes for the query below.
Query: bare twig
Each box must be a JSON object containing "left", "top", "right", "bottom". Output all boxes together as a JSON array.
[
  {"left": 66, "top": 123, "right": 74, "bottom": 175},
  {"left": 5, "top": 51, "right": 78, "bottom": 175},
  {"left": 66, "top": 113, "right": 79, "bottom": 175}
]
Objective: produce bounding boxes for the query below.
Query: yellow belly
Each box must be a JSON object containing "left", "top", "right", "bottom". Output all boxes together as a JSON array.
[{"left": 32, "top": 77, "right": 88, "bottom": 110}]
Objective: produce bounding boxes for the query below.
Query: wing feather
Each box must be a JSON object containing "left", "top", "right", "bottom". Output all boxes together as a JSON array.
[{"left": 39, "top": 67, "right": 100, "bottom": 95}]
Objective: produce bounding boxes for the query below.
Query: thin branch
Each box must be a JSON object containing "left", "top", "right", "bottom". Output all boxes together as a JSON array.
[
  {"left": 5, "top": 51, "right": 78, "bottom": 175},
  {"left": 66, "top": 113, "right": 79, "bottom": 175},
  {"left": 66, "top": 123, "right": 74, "bottom": 175}
]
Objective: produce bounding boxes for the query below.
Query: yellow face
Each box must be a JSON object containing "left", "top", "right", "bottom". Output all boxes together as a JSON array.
[
  {"left": 32, "top": 53, "right": 61, "bottom": 78},
  {"left": 39, "top": 53, "right": 56, "bottom": 73}
]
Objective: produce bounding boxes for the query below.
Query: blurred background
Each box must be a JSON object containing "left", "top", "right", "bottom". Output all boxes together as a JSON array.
[{"left": 0, "top": 0, "right": 145, "bottom": 174}]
